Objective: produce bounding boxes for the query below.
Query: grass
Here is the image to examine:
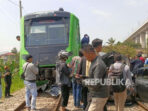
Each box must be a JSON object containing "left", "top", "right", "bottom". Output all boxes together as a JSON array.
[{"left": 1, "top": 73, "right": 24, "bottom": 97}]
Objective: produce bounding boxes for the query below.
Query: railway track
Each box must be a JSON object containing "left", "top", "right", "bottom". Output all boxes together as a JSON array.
[
  {"left": 65, "top": 95, "right": 148, "bottom": 111},
  {"left": 14, "top": 92, "right": 61, "bottom": 111},
  {"left": 107, "top": 101, "right": 148, "bottom": 111},
  {"left": 1, "top": 89, "right": 148, "bottom": 111},
  {"left": 136, "top": 101, "right": 148, "bottom": 111}
]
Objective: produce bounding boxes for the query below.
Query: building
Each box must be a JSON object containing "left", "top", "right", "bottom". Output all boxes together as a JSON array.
[
  {"left": 126, "top": 21, "right": 148, "bottom": 49},
  {"left": 0, "top": 52, "right": 15, "bottom": 62}
]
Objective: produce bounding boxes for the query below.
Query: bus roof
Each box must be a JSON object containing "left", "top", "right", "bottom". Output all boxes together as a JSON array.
[{"left": 24, "top": 10, "right": 72, "bottom": 20}]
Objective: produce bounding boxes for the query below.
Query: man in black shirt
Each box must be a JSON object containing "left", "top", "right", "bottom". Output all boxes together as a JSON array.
[{"left": 4, "top": 66, "right": 12, "bottom": 98}]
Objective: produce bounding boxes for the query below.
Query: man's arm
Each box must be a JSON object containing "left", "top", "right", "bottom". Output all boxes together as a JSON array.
[
  {"left": 4, "top": 72, "right": 10, "bottom": 76},
  {"left": 68, "top": 57, "right": 75, "bottom": 68}
]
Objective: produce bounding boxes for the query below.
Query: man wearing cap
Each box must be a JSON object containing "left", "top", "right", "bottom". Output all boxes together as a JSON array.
[{"left": 23, "top": 55, "right": 39, "bottom": 111}]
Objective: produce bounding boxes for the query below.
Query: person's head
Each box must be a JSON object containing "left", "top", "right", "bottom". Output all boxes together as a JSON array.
[
  {"left": 82, "top": 44, "right": 97, "bottom": 61},
  {"left": 92, "top": 38, "right": 103, "bottom": 53},
  {"left": 114, "top": 54, "right": 122, "bottom": 62},
  {"left": 84, "top": 34, "right": 88, "bottom": 37},
  {"left": 16, "top": 35, "right": 20, "bottom": 41},
  {"left": 137, "top": 53, "right": 141, "bottom": 58},
  {"left": 58, "top": 50, "right": 69, "bottom": 61},
  {"left": 4, "top": 66, "right": 9, "bottom": 70},
  {"left": 25, "top": 55, "right": 33, "bottom": 62},
  {"left": 79, "top": 50, "right": 83, "bottom": 57}
]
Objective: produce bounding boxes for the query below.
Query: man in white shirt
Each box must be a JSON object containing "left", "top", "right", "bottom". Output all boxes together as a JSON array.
[{"left": 23, "top": 55, "right": 39, "bottom": 111}]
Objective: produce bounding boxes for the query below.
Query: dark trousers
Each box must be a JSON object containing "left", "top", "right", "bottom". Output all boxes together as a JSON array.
[
  {"left": 5, "top": 82, "right": 11, "bottom": 97},
  {"left": 81, "top": 86, "right": 88, "bottom": 110},
  {"left": 61, "top": 84, "right": 70, "bottom": 107},
  {"left": 104, "top": 103, "right": 107, "bottom": 111}
]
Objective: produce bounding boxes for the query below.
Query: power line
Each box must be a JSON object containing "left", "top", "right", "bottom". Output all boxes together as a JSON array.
[
  {"left": 7, "top": 0, "right": 19, "bottom": 7},
  {"left": 7, "top": 0, "right": 28, "bottom": 17},
  {"left": 0, "top": 6, "right": 18, "bottom": 25}
]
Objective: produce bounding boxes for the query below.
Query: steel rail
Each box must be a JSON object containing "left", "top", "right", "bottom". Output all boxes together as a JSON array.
[
  {"left": 14, "top": 94, "right": 61, "bottom": 111},
  {"left": 14, "top": 101, "right": 25, "bottom": 111},
  {"left": 137, "top": 101, "right": 148, "bottom": 111}
]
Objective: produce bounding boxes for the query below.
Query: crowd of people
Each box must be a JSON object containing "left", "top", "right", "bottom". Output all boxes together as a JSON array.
[
  {"left": 56, "top": 34, "right": 148, "bottom": 111},
  {"left": 0, "top": 34, "right": 147, "bottom": 111}
]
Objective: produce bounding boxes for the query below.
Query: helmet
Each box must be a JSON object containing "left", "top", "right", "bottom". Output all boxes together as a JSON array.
[{"left": 58, "top": 50, "right": 70, "bottom": 60}]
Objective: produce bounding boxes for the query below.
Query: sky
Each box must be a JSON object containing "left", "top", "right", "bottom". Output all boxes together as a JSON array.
[{"left": 0, "top": 0, "right": 148, "bottom": 52}]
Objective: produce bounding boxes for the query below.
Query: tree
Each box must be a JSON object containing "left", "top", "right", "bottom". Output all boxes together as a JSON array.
[
  {"left": 106, "top": 37, "right": 116, "bottom": 46},
  {"left": 11, "top": 47, "right": 18, "bottom": 54},
  {"left": 103, "top": 43, "right": 136, "bottom": 57},
  {"left": 10, "top": 47, "right": 20, "bottom": 64},
  {"left": 123, "top": 40, "right": 141, "bottom": 48}
]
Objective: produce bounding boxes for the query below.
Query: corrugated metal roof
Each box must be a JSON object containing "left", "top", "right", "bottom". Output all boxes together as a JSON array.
[{"left": 0, "top": 52, "right": 15, "bottom": 56}]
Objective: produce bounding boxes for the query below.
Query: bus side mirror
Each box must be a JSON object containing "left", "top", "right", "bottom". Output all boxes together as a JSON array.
[{"left": 16, "top": 35, "right": 20, "bottom": 41}]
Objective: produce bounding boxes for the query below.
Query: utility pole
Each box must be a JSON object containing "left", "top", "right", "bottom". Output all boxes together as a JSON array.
[{"left": 19, "top": 0, "right": 22, "bottom": 18}]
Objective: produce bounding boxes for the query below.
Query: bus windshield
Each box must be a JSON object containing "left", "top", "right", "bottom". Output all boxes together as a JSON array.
[{"left": 25, "top": 17, "right": 69, "bottom": 46}]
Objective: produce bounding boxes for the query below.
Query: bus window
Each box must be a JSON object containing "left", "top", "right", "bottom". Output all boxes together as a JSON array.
[
  {"left": 47, "top": 24, "right": 67, "bottom": 44},
  {"left": 25, "top": 17, "right": 69, "bottom": 46},
  {"left": 30, "top": 25, "right": 46, "bottom": 34}
]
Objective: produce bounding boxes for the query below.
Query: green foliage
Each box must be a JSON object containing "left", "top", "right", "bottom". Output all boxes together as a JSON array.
[
  {"left": 106, "top": 37, "right": 116, "bottom": 46},
  {"left": 103, "top": 37, "right": 137, "bottom": 57},
  {"left": 11, "top": 47, "right": 18, "bottom": 54},
  {"left": 123, "top": 40, "right": 141, "bottom": 48},
  {"left": 103, "top": 44, "right": 136, "bottom": 57},
  {"left": 0, "top": 51, "right": 24, "bottom": 98}
]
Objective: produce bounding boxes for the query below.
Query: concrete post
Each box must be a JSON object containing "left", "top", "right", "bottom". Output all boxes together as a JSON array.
[
  {"left": 134, "top": 37, "right": 137, "bottom": 43},
  {"left": 136, "top": 37, "right": 138, "bottom": 43},
  {"left": 140, "top": 34, "right": 142, "bottom": 47},
  {"left": 140, "top": 33, "right": 146, "bottom": 48},
  {"left": 137, "top": 35, "right": 140, "bottom": 44}
]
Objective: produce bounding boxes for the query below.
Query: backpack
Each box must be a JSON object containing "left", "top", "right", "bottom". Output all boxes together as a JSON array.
[
  {"left": 132, "top": 59, "right": 144, "bottom": 74},
  {"left": 101, "top": 51, "right": 117, "bottom": 68},
  {"left": 110, "top": 64, "right": 126, "bottom": 93}
]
